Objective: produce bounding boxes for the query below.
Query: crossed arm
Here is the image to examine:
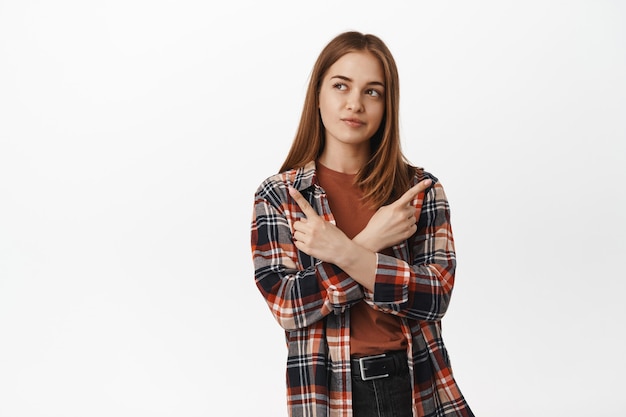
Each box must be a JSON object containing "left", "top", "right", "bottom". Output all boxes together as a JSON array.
[{"left": 288, "top": 179, "right": 432, "bottom": 292}]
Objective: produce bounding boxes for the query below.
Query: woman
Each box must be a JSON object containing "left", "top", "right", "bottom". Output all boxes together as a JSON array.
[{"left": 250, "top": 31, "right": 474, "bottom": 417}]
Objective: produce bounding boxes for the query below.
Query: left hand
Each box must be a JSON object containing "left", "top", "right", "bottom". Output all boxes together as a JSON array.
[{"left": 354, "top": 179, "right": 431, "bottom": 252}]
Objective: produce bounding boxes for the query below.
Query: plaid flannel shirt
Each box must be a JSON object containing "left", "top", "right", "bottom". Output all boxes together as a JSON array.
[{"left": 251, "top": 161, "right": 474, "bottom": 417}]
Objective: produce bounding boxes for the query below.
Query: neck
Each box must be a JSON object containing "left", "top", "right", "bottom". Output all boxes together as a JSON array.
[{"left": 318, "top": 144, "right": 369, "bottom": 174}]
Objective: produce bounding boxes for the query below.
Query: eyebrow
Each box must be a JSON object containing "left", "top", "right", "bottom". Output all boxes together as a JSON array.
[{"left": 330, "top": 75, "right": 385, "bottom": 88}]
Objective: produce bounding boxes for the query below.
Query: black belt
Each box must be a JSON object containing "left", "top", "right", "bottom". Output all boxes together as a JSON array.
[{"left": 351, "top": 350, "right": 407, "bottom": 381}]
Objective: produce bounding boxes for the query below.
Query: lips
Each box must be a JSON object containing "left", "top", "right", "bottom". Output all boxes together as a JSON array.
[{"left": 341, "top": 118, "right": 365, "bottom": 127}]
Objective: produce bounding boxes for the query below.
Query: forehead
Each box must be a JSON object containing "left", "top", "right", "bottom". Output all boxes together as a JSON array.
[{"left": 325, "top": 51, "right": 384, "bottom": 82}]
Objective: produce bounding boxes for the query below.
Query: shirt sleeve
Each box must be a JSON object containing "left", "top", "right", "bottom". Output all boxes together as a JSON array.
[
  {"left": 251, "top": 178, "right": 364, "bottom": 331},
  {"left": 363, "top": 178, "right": 457, "bottom": 321}
]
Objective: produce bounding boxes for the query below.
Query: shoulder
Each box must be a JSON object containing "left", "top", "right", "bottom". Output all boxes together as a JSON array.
[
  {"left": 411, "top": 166, "right": 439, "bottom": 186},
  {"left": 411, "top": 166, "right": 451, "bottom": 205},
  {"left": 254, "top": 161, "right": 317, "bottom": 205}
]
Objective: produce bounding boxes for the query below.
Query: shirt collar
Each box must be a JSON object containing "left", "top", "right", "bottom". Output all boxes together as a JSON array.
[{"left": 290, "top": 160, "right": 319, "bottom": 192}]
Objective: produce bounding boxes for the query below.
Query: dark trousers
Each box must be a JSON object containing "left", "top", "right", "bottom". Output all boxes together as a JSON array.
[{"left": 351, "top": 350, "right": 413, "bottom": 417}]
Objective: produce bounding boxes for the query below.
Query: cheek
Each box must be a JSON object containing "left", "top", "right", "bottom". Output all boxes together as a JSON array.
[
  {"left": 318, "top": 96, "right": 335, "bottom": 122},
  {"left": 318, "top": 104, "right": 331, "bottom": 128},
  {"left": 371, "top": 105, "right": 385, "bottom": 127},
  {"left": 318, "top": 93, "right": 336, "bottom": 111}
]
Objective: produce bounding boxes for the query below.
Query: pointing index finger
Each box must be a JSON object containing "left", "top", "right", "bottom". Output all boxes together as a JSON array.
[
  {"left": 288, "top": 186, "right": 319, "bottom": 218},
  {"left": 397, "top": 179, "right": 432, "bottom": 206}
]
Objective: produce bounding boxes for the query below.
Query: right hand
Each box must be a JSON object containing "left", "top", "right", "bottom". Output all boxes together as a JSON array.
[
  {"left": 354, "top": 179, "right": 432, "bottom": 252},
  {"left": 288, "top": 186, "right": 352, "bottom": 265}
]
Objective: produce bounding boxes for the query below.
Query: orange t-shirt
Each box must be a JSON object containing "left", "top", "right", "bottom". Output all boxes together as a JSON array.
[{"left": 316, "top": 162, "right": 407, "bottom": 356}]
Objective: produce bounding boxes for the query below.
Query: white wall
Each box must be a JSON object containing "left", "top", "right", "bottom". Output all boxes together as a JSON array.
[{"left": 1, "top": 1, "right": 624, "bottom": 416}]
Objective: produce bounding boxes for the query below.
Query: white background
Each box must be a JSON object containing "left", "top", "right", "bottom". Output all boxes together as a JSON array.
[{"left": 1, "top": 1, "right": 625, "bottom": 416}]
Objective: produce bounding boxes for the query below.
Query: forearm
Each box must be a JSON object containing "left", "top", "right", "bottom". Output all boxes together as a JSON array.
[
  {"left": 352, "top": 230, "right": 384, "bottom": 253},
  {"left": 364, "top": 252, "right": 455, "bottom": 321},
  {"left": 255, "top": 257, "right": 365, "bottom": 330},
  {"left": 332, "top": 239, "right": 378, "bottom": 292},
  {"left": 362, "top": 180, "right": 457, "bottom": 320}
]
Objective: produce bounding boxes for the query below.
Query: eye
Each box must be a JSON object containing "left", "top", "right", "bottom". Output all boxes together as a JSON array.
[
  {"left": 366, "top": 89, "right": 382, "bottom": 98},
  {"left": 332, "top": 82, "right": 348, "bottom": 91}
]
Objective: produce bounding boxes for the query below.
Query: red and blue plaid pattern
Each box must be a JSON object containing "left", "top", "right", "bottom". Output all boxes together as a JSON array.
[{"left": 251, "top": 161, "right": 474, "bottom": 417}]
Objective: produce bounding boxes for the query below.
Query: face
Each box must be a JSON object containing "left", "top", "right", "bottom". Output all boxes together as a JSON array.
[{"left": 318, "top": 51, "right": 385, "bottom": 151}]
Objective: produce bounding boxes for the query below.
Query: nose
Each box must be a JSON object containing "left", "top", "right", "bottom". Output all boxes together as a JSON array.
[{"left": 345, "top": 91, "right": 364, "bottom": 112}]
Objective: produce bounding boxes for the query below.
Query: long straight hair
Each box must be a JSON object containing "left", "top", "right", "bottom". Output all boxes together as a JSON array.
[{"left": 279, "top": 31, "right": 416, "bottom": 209}]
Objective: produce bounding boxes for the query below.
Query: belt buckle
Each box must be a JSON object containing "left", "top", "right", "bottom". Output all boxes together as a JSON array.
[{"left": 358, "top": 353, "right": 388, "bottom": 381}]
